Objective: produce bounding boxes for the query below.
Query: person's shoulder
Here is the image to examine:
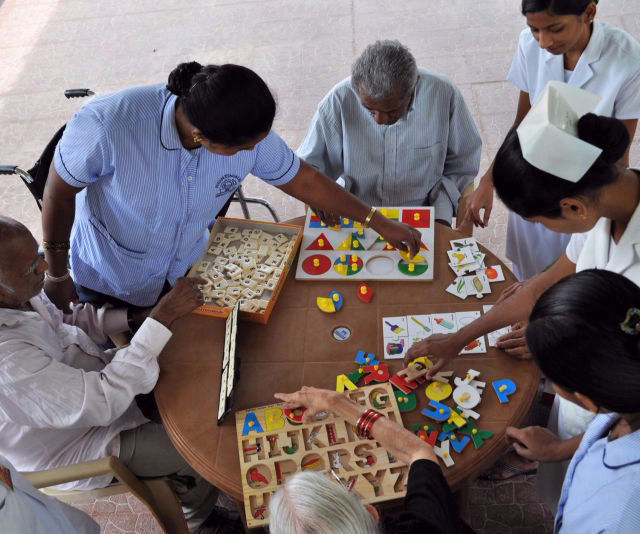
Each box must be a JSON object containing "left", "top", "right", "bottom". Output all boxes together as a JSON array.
[
  {"left": 81, "top": 83, "right": 170, "bottom": 129},
  {"left": 516, "top": 26, "right": 536, "bottom": 50},
  {"left": 415, "top": 68, "right": 458, "bottom": 100},
  {"left": 318, "top": 76, "right": 357, "bottom": 112},
  {"left": 599, "top": 22, "right": 640, "bottom": 62}
]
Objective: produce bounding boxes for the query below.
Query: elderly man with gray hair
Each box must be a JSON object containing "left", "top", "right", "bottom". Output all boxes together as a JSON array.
[
  {"left": 298, "top": 40, "right": 482, "bottom": 227},
  {"left": 0, "top": 216, "right": 242, "bottom": 533}
]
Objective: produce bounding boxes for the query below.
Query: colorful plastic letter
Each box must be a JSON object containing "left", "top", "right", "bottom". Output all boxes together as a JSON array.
[
  {"left": 264, "top": 407, "right": 285, "bottom": 431},
  {"left": 336, "top": 374, "right": 358, "bottom": 392},
  {"left": 421, "top": 400, "right": 451, "bottom": 422},
  {"left": 492, "top": 379, "right": 517, "bottom": 403},
  {"left": 355, "top": 350, "right": 379, "bottom": 365},
  {"left": 242, "top": 412, "right": 264, "bottom": 436},
  {"left": 362, "top": 364, "right": 390, "bottom": 384},
  {"left": 451, "top": 435, "right": 471, "bottom": 453}
]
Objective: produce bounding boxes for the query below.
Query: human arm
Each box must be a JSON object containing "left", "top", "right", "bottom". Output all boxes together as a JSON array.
[
  {"left": 506, "top": 426, "right": 583, "bottom": 462},
  {"left": 41, "top": 168, "right": 82, "bottom": 309},
  {"left": 405, "top": 252, "right": 577, "bottom": 373},
  {"left": 279, "top": 161, "right": 422, "bottom": 256},
  {"left": 461, "top": 90, "right": 531, "bottom": 229},
  {"left": 0, "top": 279, "right": 202, "bottom": 429},
  {"left": 274, "top": 386, "right": 436, "bottom": 465},
  {"left": 436, "top": 86, "right": 482, "bottom": 229}
]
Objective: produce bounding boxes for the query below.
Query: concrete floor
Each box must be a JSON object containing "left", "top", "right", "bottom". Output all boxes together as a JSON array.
[{"left": 1, "top": 0, "right": 639, "bottom": 532}]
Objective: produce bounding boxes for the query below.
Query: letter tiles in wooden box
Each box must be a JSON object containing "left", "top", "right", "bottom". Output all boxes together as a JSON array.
[
  {"left": 235, "top": 384, "right": 408, "bottom": 528},
  {"left": 188, "top": 217, "right": 302, "bottom": 324}
]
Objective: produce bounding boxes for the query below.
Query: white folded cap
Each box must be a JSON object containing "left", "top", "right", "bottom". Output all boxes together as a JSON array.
[{"left": 517, "top": 81, "right": 603, "bottom": 182}]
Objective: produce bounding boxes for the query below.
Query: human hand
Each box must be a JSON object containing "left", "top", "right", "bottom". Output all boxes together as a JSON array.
[
  {"left": 149, "top": 277, "right": 205, "bottom": 328},
  {"left": 44, "top": 276, "right": 78, "bottom": 311},
  {"left": 496, "top": 321, "right": 531, "bottom": 359},
  {"left": 274, "top": 386, "right": 340, "bottom": 424},
  {"left": 461, "top": 172, "right": 494, "bottom": 228},
  {"left": 374, "top": 217, "right": 421, "bottom": 258},
  {"left": 496, "top": 281, "right": 524, "bottom": 305},
  {"left": 404, "top": 333, "right": 465, "bottom": 378},
  {"left": 310, "top": 207, "right": 341, "bottom": 227},
  {"left": 505, "top": 426, "right": 564, "bottom": 462}
]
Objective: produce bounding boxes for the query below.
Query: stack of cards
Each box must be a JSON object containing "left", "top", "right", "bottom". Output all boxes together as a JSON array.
[
  {"left": 445, "top": 238, "right": 506, "bottom": 300},
  {"left": 382, "top": 312, "right": 486, "bottom": 359}
]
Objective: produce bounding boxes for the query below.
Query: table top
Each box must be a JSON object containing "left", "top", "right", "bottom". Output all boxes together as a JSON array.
[{"left": 155, "top": 217, "right": 539, "bottom": 500}]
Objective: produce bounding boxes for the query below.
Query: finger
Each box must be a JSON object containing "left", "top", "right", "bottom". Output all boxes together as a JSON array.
[
  {"left": 505, "top": 426, "right": 524, "bottom": 441},
  {"left": 511, "top": 441, "right": 533, "bottom": 460},
  {"left": 505, "top": 346, "right": 532, "bottom": 358},
  {"left": 274, "top": 392, "right": 294, "bottom": 402},
  {"left": 497, "top": 337, "right": 526, "bottom": 349},
  {"left": 425, "top": 359, "right": 444, "bottom": 380},
  {"left": 482, "top": 206, "right": 491, "bottom": 227},
  {"left": 496, "top": 329, "right": 523, "bottom": 343}
]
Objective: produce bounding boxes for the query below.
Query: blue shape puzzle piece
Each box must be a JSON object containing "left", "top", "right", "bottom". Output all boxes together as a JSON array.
[
  {"left": 451, "top": 435, "right": 471, "bottom": 453},
  {"left": 438, "top": 429, "right": 456, "bottom": 441},
  {"left": 340, "top": 217, "right": 354, "bottom": 229},
  {"left": 492, "top": 379, "right": 517, "bottom": 403},
  {"left": 421, "top": 400, "right": 451, "bottom": 422},
  {"left": 309, "top": 219, "right": 324, "bottom": 228},
  {"left": 355, "top": 350, "right": 379, "bottom": 365},
  {"left": 241, "top": 412, "right": 264, "bottom": 436},
  {"left": 329, "top": 290, "right": 344, "bottom": 311}
]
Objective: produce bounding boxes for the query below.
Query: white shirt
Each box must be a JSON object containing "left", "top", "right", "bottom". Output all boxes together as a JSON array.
[
  {"left": 560, "top": 176, "right": 640, "bottom": 438},
  {"left": 505, "top": 21, "right": 640, "bottom": 280},
  {"left": 509, "top": 21, "right": 640, "bottom": 116},
  {"left": 0, "top": 454, "right": 98, "bottom": 534},
  {"left": 0, "top": 293, "right": 171, "bottom": 490},
  {"left": 297, "top": 69, "right": 482, "bottom": 223}
]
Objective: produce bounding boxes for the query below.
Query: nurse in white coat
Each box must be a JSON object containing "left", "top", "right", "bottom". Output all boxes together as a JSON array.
[
  {"left": 463, "top": 0, "right": 640, "bottom": 280},
  {"left": 406, "top": 82, "right": 640, "bottom": 509}
]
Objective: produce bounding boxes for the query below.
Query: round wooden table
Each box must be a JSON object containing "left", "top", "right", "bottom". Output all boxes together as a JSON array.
[{"left": 155, "top": 218, "right": 539, "bottom": 500}]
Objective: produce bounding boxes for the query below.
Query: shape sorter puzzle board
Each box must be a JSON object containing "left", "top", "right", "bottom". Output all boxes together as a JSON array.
[
  {"left": 235, "top": 384, "right": 407, "bottom": 528},
  {"left": 295, "top": 207, "right": 435, "bottom": 281}
]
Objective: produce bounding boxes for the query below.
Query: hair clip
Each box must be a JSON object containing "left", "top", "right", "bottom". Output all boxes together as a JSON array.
[{"left": 620, "top": 307, "right": 640, "bottom": 335}]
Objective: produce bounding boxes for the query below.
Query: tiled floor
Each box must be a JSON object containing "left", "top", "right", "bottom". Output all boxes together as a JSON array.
[{"left": 2, "top": 0, "right": 640, "bottom": 532}]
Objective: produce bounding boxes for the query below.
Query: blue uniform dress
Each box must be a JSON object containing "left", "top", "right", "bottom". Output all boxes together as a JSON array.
[
  {"left": 54, "top": 83, "right": 300, "bottom": 306},
  {"left": 554, "top": 412, "right": 640, "bottom": 533}
]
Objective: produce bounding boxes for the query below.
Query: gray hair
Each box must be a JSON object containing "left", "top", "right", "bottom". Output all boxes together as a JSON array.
[
  {"left": 269, "top": 471, "right": 379, "bottom": 534},
  {"left": 351, "top": 40, "right": 418, "bottom": 100}
]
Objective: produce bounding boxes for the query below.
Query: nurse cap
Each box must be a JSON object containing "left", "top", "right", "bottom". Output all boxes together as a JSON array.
[{"left": 517, "top": 81, "right": 603, "bottom": 183}]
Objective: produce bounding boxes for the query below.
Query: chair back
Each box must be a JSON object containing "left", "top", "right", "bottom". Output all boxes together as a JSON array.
[{"left": 25, "top": 125, "right": 66, "bottom": 209}]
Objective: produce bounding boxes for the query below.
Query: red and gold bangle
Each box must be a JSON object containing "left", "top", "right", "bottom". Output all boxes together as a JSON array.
[{"left": 356, "top": 409, "right": 383, "bottom": 439}]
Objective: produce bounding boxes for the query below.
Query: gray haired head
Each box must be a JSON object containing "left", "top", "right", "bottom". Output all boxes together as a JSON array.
[
  {"left": 351, "top": 40, "right": 418, "bottom": 100},
  {"left": 0, "top": 216, "right": 30, "bottom": 293},
  {"left": 269, "top": 471, "right": 379, "bottom": 534}
]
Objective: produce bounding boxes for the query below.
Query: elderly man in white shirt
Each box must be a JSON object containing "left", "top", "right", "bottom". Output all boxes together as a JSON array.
[
  {"left": 0, "top": 216, "right": 238, "bottom": 533},
  {"left": 298, "top": 40, "right": 482, "bottom": 227}
]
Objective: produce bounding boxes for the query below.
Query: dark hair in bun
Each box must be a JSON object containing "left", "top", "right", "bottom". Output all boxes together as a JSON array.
[
  {"left": 527, "top": 269, "right": 640, "bottom": 413},
  {"left": 166, "top": 61, "right": 276, "bottom": 147},
  {"left": 521, "top": 0, "right": 598, "bottom": 16},
  {"left": 493, "top": 113, "right": 629, "bottom": 218}
]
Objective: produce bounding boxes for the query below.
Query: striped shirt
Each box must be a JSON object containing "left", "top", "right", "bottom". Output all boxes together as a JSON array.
[
  {"left": 297, "top": 69, "right": 482, "bottom": 223},
  {"left": 54, "top": 83, "right": 300, "bottom": 306},
  {"left": 555, "top": 412, "right": 640, "bottom": 533}
]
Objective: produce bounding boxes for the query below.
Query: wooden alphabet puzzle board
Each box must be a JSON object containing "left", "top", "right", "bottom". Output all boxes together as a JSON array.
[
  {"left": 295, "top": 207, "right": 435, "bottom": 281},
  {"left": 235, "top": 384, "right": 407, "bottom": 528}
]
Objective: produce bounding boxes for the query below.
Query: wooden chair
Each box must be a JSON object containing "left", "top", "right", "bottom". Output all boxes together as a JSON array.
[{"left": 22, "top": 456, "right": 189, "bottom": 534}]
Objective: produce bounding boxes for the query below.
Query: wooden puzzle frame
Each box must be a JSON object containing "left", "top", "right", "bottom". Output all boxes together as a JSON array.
[
  {"left": 235, "top": 384, "right": 407, "bottom": 528},
  {"left": 187, "top": 217, "right": 302, "bottom": 324},
  {"left": 295, "top": 207, "right": 435, "bottom": 281}
]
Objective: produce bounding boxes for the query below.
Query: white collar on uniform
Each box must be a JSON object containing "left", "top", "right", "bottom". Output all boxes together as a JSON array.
[
  {"left": 544, "top": 21, "right": 605, "bottom": 89},
  {"left": 591, "top": 171, "right": 640, "bottom": 271}
]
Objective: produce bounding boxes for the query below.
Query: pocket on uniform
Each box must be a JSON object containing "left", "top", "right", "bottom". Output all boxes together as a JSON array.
[{"left": 88, "top": 214, "right": 148, "bottom": 259}]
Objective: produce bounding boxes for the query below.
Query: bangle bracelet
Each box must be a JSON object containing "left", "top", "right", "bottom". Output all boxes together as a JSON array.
[
  {"left": 363, "top": 207, "right": 377, "bottom": 229},
  {"left": 356, "top": 409, "right": 383, "bottom": 439},
  {"left": 45, "top": 271, "right": 71, "bottom": 283},
  {"left": 42, "top": 241, "right": 70, "bottom": 251}
]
